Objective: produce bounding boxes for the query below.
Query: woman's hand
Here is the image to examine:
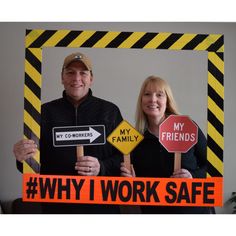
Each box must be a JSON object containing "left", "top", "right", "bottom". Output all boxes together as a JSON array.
[
  {"left": 171, "top": 168, "right": 193, "bottom": 178},
  {"left": 120, "top": 162, "right": 136, "bottom": 177}
]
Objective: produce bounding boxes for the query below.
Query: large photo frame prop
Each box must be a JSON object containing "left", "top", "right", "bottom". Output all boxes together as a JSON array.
[{"left": 23, "top": 29, "right": 224, "bottom": 206}]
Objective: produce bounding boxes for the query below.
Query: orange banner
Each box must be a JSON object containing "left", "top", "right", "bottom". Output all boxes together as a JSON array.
[{"left": 23, "top": 174, "right": 223, "bottom": 206}]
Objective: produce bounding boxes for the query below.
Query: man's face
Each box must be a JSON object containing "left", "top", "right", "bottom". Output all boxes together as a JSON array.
[{"left": 62, "top": 61, "right": 93, "bottom": 102}]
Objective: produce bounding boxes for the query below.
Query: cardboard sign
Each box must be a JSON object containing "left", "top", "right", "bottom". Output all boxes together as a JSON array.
[
  {"left": 23, "top": 174, "right": 223, "bottom": 207},
  {"left": 159, "top": 115, "right": 198, "bottom": 153},
  {"left": 53, "top": 125, "right": 105, "bottom": 147},
  {"left": 107, "top": 120, "right": 143, "bottom": 155}
]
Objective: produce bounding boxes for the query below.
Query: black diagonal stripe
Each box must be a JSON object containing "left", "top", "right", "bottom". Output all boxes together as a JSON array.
[
  {"left": 26, "top": 29, "right": 32, "bottom": 36},
  {"left": 80, "top": 31, "right": 108, "bottom": 47},
  {"left": 25, "top": 157, "right": 41, "bottom": 173},
  {"left": 217, "top": 52, "right": 224, "bottom": 61},
  {"left": 207, "top": 35, "right": 224, "bottom": 52},
  {"left": 208, "top": 60, "right": 224, "bottom": 86},
  {"left": 24, "top": 123, "right": 40, "bottom": 147},
  {"left": 106, "top": 32, "right": 133, "bottom": 48},
  {"left": 207, "top": 135, "right": 223, "bottom": 161},
  {"left": 24, "top": 98, "right": 41, "bottom": 125},
  {"left": 157, "top": 33, "right": 184, "bottom": 49},
  {"left": 55, "top": 31, "right": 83, "bottom": 47},
  {"left": 25, "top": 72, "right": 41, "bottom": 99},
  {"left": 25, "top": 48, "right": 41, "bottom": 74},
  {"left": 28, "top": 30, "right": 57, "bottom": 48},
  {"left": 131, "top": 32, "right": 158, "bottom": 48},
  {"left": 208, "top": 109, "right": 224, "bottom": 136},
  {"left": 24, "top": 122, "right": 32, "bottom": 139},
  {"left": 208, "top": 84, "right": 224, "bottom": 111},
  {"left": 182, "top": 34, "right": 208, "bottom": 50},
  {"left": 207, "top": 160, "right": 223, "bottom": 177}
]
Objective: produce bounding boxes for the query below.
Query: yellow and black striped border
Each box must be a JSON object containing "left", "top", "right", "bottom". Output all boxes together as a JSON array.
[{"left": 23, "top": 29, "right": 224, "bottom": 178}]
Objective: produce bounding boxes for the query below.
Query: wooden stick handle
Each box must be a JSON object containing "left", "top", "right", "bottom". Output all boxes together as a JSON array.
[
  {"left": 76, "top": 145, "right": 84, "bottom": 160},
  {"left": 124, "top": 154, "right": 131, "bottom": 171},
  {"left": 174, "top": 152, "right": 181, "bottom": 171}
]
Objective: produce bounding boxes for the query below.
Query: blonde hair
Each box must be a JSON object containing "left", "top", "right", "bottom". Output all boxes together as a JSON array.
[{"left": 135, "top": 76, "right": 180, "bottom": 134}]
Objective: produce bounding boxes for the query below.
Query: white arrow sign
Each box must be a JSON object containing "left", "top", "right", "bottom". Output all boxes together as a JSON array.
[
  {"left": 55, "top": 127, "right": 101, "bottom": 143},
  {"left": 52, "top": 125, "right": 106, "bottom": 147}
]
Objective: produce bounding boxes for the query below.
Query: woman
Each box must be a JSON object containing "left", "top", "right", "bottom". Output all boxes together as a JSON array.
[{"left": 121, "top": 76, "right": 211, "bottom": 213}]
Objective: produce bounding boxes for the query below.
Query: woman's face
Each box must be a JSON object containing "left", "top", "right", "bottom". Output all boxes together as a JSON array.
[{"left": 141, "top": 83, "right": 167, "bottom": 119}]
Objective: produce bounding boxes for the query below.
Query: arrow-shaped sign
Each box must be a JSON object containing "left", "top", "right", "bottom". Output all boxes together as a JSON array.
[
  {"left": 53, "top": 125, "right": 105, "bottom": 147},
  {"left": 55, "top": 127, "right": 101, "bottom": 143}
]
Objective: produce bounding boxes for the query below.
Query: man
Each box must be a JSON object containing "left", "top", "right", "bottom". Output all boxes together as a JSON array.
[{"left": 13, "top": 52, "right": 123, "bottom": 213}]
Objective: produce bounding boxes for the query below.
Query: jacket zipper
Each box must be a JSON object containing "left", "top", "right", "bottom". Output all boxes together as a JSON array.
[{"left": 75, "top": 106, "right": 78, "bottom": 126}]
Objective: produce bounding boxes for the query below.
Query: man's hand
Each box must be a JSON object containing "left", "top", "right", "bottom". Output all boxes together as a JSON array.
[
  {"left": 13, "top": 139, "right": 37, "bottom": 162},
  {"left": 75, "top": 156, "right": 100, "bottom": 176}
]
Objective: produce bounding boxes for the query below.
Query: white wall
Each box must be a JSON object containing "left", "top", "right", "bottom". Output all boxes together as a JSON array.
[{"left": 0, "top": 22, "right": 235, "bottom": 213}]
